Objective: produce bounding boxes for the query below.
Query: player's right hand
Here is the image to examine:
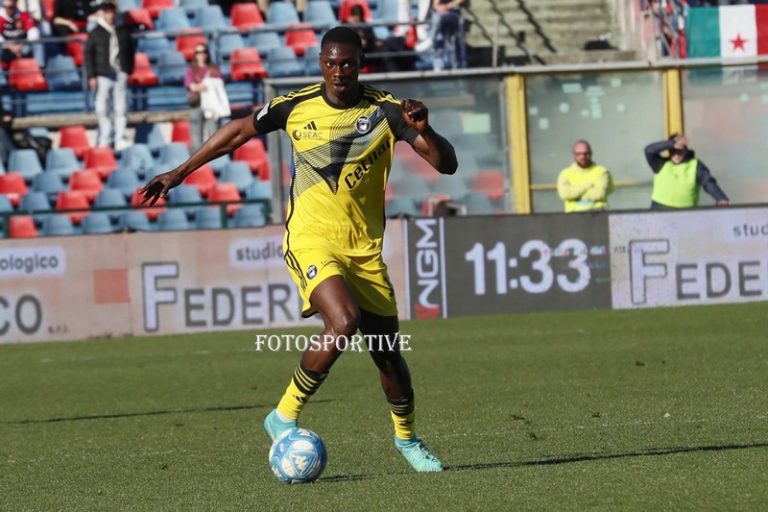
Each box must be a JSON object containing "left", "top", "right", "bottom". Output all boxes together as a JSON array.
[{"left": 140, "top": 170, "right": 182, "bottom": 206}]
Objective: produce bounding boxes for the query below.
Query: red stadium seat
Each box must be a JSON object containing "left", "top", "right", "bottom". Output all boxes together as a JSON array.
[
  {"left": 65, "top": 33, "right": 87, "bottom": 67},
  {"left": 285, "top": 23, "right": 319, "bottom": 56},
  {"left": 182, "top": 164, "right": 216, "bottom": 197},
  {"left": 171, "top": 119, "right": 191, "bottom": 147},
  {"left": 69, "top": 170, "right": 104, "bottom": 202},
  {"left": 130, "top": 188, "right": 166, "bottom": 220},
  {"left": 55, "top": 190, "right": 90, "bottom": 224},
  {"left": 9, "top": 58, "right": 48, "bottom": 92},
  {"left": 231, "top": 2, "right": 264, "bottom": 30},
  {"left": 83, "top": 147, "right": 117, "bottom": 179},
  {"left": 143, "top": 0, "right": 174, "bottom": 18},
  {"left": 0, "top": 173, "right": 29, "bottom": 207},
  {"left": 208, "top": 182, "right": 242, "bottom": 216},
  {"left": 124, "top": 8, "right": 155, "bottom": 30},
  {"left": 230, "top": 48, "right": 268, "bottom": 81},
  {"left": 472, "top": 170, "right": 506, "bottom": 201},
  {"left": 339, "top": 0, "right": 372, "bottom": 22},
  {"left": 8, "top": 215, "right": 38, "bottom": 238},
  {"left": 59, "top": 125, "right": 91, "bottom": 160},
  {"left": 233, "top": 138, "right": 270, "bottom": 179},
  {"left": 176, "top": 30, "right": 207, "bottom": 61},
  {"left": 129, "top": 53, "right": 159, "bottom": 87}
]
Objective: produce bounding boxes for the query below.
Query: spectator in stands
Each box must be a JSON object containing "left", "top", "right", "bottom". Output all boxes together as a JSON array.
[
  {"left": 0, "top": 0, "right": 41, "bottom": 67},
  {"left": 185, "top": 43, "right": 223, "bottom": 151},
  {"left": 51, "top": 0, "right": 91, "bottom": 36},
  {"left": 645, "top": 133, "right": 729, "bottom": 209},
  {"left": 557, "top": 140, "right": 614, "bottom": 213},
  {"left": 416, "top": 0, "right": 467, "bottom": 68},
  {"left": 85, "top": 1, "right": 132, "bottom": 151},
  {"left": 346, "top": 5, "right": 414, "bottom": 72}
]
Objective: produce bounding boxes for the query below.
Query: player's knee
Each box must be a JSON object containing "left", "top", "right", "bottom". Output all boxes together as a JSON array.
[{"left": 327, "top": 307, "right": 361, "bottom": 338}]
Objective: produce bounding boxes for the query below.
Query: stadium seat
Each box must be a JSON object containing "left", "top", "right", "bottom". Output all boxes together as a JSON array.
[
  {"left": 171, "top": 119, "right": 191, "bottom": 147},
  {"left": 81, "top": 212, "right": 115, "bottom": 234},
  {"left": 267, "top": 47, "right": 304, "bottom": 78},
  {"left": 55, "top": 190, "right": 90, "bottom": 224},
  {"left": 9, "top": 58, "right": 48, "bottom": 91},
  {"left": 158, "top": 142, "right": 191, "bottom": 169},
  {"left": 432, "top": 174, "right": 467, "bottom": 199},
  {"left": 59, "top": 125, "right": 91, "bottom": 160},
  {"left": 249, "top": 31, "right": 282, "bottom": 57},
  {"left": 233, "top": 204, "right": 266, "bottom": 228},
  {"left": 130, "top": 188, "right": 166, "bottom": 220},
  {"left": 183, "top": 164, "right": 216, "bottom": 196},
  {"left": 107, "top": 167, "right": 141, "bottom": 198},
  {"left": 195, "top": 206, "right": 224, "bottom": 229},
  {"left": 233, "top": 138, "right": 270, "bottom": 178},
  {"left": 230, "top": 48, "right": 268, "bottom": 81},
  {"left": 69, "top": 169, "right": 104, "bottom": 202},
  {"left": 46, "top": 55, "right": 81, "bottom": 91},
  {"left": 180, "top": 0, "right": 207, "bottom": 12},
  {"left": 65, "top": 33, "right": 88, "bottom": 67},
  {"left": 120, "top": 143, "right": 154, "bottom": 173},
  {"left": 45, "top": 148, "right": 82, "bottom": 181},
  {"left": 129, "top": 52, "right": 160, "bottom": 86},
  {"left": 156, "top": 7, "right": 190, "bottom": 31},
  {"left": 461, "top": 192, "right": 494, "bottom": 215},
  {"left": 193, "top": 5, "right": 227, "bottom": 31},
  {"left": 386, "top": 197, "right": 420, "bottom": 218},
  {"left": 84, "top": 147, "right": 118, "bottom": 179},
  {"left": 231, "top": 2, "right": 263, "bottom": 30},
  {"left": 32, "top": 172, "right": 66, "bottom": 203},
  {"left": 208, "top": 182, "right": 241, "bottom": 216},
  {"left": 285, "top": 24, "right": 319, "bottom": 56},
  {"left": 472, "top": 170, "right": 505, "bottom": 202},
  {"left": 244, "top": 180, "right": 272, "bottom": 201},
  {"left": 175, "top": 30, "right": 207, "bottom": 61},
  {"left": 167, "top": 184, "right": 204, "bottom": 216},
  {"left": 157, "top": 50, "right": 188, "bottom": 85},
  {"left": 158, "top": 209, "right": 191, "bottom": 231},
  {"left": 136, "top": 36, "right": 172, "bottom": 63},
  {"left": 209, "top": 154, "right": 231, "bottom": 176},
  {"left": 267, "top": 1, "right": 300, "bottom": 24},
  {"left": 118, "top": 0, "right": 140, "bottom": 11},
  {"left": 8, "top": 215, "right": 38, "bottom": 238},
  {"left": 20, "top": 191, "right": 52, "bottom": 219},
  {"left": 124, "top": 8, "right": 155, "bottom": 30},
  {"left": 0, "top": 173, "right": 29, "bottom": 206},
  {"left": 303, "top": 45, "right": 321, "bottom": 75},
  {"left": 0, "top": 195, "right": 12, "bottom": 214},
  {"left": 304, "top": 1, "right": 336, "bottom": 25},
  {"left": 134, "top": 123, "right": 166, "bottom": 155},
  {"left": 216, "top": 33, "right": 245, "bottom": 63},
  {"left": 42, "top": 214, "right": 76, "bottom": 236},
  {"left": 94, "top": 188, "right": 128, "bottom": 221},
  {"left": 8, "top": 149, "right": 43, "bottom": 182},
  {"left": 221, "top": 161, "right": 254, "bottom": 192},
  {"left": 120, "top": 210, "right": 153, "bottom": 232},
  {"left": 339, "top": 0, "right": 372, "bottom": 22},
  {"left": 392, "top": 172, "right": 430, "bottom": 202},
  {"left": 377, "top": 0, "right": 400, "bottom": 22},
  {"left": 143, "top": 0, "right": 175, "bottom": 19}
]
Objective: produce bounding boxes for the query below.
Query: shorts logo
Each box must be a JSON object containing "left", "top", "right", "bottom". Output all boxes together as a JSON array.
[
  {"left": 355, "top": 115, "right": 371, "bottom": 134},
  {"left": 306, "top": 264, "right": 318, "bottom": 280}
]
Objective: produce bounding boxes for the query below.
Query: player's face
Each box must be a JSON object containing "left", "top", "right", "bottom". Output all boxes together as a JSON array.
[
  {"left": 573, "top": 143, "right": 592, "bottom": 168},
  {"left": 320, "top": 42, "right": 361, "bottom": 101}
]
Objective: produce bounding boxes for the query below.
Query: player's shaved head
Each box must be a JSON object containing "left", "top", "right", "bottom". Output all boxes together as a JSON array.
[{"left": 321, "top": 26, "right": 363, "bottom": 52}]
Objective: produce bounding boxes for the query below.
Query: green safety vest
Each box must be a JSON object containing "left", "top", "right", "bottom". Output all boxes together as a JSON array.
[{"left": 651, "top": 158, "right": 699, "bottom": 208}]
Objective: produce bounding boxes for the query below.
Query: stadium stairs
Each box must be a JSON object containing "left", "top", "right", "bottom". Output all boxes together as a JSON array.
[{"left": 465, "top": 0, "right": 638, "bottom": 66}]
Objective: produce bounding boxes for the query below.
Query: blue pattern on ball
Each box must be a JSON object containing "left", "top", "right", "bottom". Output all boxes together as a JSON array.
[{"left": 269, "top": 427, "right": 328, "bottom": 484}]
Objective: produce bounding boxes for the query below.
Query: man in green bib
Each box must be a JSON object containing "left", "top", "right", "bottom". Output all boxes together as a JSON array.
[{"left": 645, "top": 133, "right": 729, "bottom": 209}]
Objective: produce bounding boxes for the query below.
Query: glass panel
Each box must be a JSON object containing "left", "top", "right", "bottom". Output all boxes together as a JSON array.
[
  {"left": 682, "top": 66, "right": 768, "bottom": 205},
  {"left": 526, "top": 71, "right": 665, "bottom": 213}
]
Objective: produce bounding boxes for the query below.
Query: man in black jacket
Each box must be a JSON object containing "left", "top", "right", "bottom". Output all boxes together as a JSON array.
[{"left": 85, "top": 1, "right": 134, "bottom": 150}]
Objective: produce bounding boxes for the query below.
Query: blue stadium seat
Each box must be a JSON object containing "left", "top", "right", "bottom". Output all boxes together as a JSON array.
[
  {"left": 42, "top": 214, "right": 75, "bottom": 236},
  {"left": 385, "top": 197, "right": 419, "bottom": 218},
  {"left": 233, "top": 204, "right": 266, "bottom": 228},
  {"left": 216, "top": 33, "right": 244, "bottom": 62},
  {"left": 158, "top": 142, "right": 191, "bottom": 168},
  {"left": 120, "top": 210, "right": 153, "bottom": 232},
  {"left": 244, "top": 180, "right": 272, "bottom": 201},
  {"left": 208, "top": 153, "right": 230, "bottom": 176},
  {"left": 461, "top": 192, "right": 494, "bottom": 215},
  {"left": 304, "top": 1, "right": 336, "bottom": 25},
  {"left": 156, "top": 7, "right": 191, "bottom": 32},
  {"left": 221, "top": 161, "right": 254, "bottom": 192},
  {"left": 158, "top": 209, "right": 191, "bottom": 231},
  {"left": 45, "top": 148, "right": 81, "bottom": 182},
  {"left": 303, "top": 45, "right": 321, "bottom": 75},
  {"left": 378, "top": 0, "right": 400, "bottom": 22},
  {"left": 9, "top": 149, "right": 43, "bottom": 182},
  {"left": 195, "top": 206, "right": 224, "bottom": 229},
  {"left": 157, "top": 51, "right": 188, "bottom": 86},
  {"left": 267, "top": 2, "right": 300, "bottom": 24},
  {"left": 194, "top": 5, "right": 228, "bottom": 31},
  {"left": 117, "top": 0, "right": 140, "bottom": 11},
  {"left": 180, "top": 0, "right": 208, "bottom": 13},
  {"left": 32, "top": 172, "right": 66, "bottom": 202},
  {"left": 82, "top": 212, "right": 115, "bottom": 234},
  {"left": 167, "top": 184, "right": 204, "bottom": 216},
  {"left": 94, "top": 187, "right": 128, "bottom": 214},
  {"left": 20, "top": 191, "right": 52, "bottom": 220},
  {"left": 267, "top": 47, "right": 304, "bottom": 77},
  {"left": 249, "top": 31, "right": 282, "bottom": 57},
  {"left": 134, "top": 123, "right": 167, "bottom": 155},
  {"left": 144, "top": 85, "right": 189, "bottom": 111},
  {"left": 136, "top": 35, "right": 173, "bottom": 63},
  {"left": 46, "top": 55, "right": 81, "bottom": 91},
  {"left": 0, "top": 195, "right": 12, "bottom": 213},
  {"left": 392, "top": 172, "right": 430, "bottom": 199},
  {"left": 107, "top": 167, "right": 141, "bottom": 198},
  {"left": 120, "top": 143, "right": 154, "bottom": 173},
  {"left": 432, "top": 175, "right": 467, "bottom": 199}
]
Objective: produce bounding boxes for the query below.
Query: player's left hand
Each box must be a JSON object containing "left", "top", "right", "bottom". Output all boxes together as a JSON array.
[{"left": 401, "top": 99, "right": 429, "bottom": 133}]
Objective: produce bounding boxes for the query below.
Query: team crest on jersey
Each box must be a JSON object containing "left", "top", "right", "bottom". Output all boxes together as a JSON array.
[
  {"left": 355, "top": 116, "right": 371, "bottom": 134},
  {"left": 306, "top": 265, "right": 318, "bottom": 279}
]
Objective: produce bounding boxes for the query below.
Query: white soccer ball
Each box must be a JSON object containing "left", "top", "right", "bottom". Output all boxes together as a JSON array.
[{"left": 269, "top": 427, "right": 327, "bottom": 484}]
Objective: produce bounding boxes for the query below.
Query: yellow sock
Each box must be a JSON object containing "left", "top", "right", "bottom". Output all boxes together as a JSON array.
[
  {"left": 276, "top": 365, "right": 326, "bottom": 421},
  {"left": 389, "top": 395, "right": 415, "bottom": 441}
]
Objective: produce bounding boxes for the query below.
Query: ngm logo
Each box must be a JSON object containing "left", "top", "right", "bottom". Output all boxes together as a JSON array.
[{"left": 409, "top": 218, "right": 446, "bottom": 319}]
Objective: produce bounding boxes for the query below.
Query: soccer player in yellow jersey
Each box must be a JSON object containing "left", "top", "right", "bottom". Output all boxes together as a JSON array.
[{"left": 141, "top": 27, "right": 457, "bottom": 473}]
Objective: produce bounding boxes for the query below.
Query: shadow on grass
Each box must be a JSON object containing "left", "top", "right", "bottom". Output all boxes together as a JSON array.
[
  {"left": 447, "top": 441, "right": 768, "bottom": 472},
  {"left": 3, "top": 399, "right": 334, "bottom": 425},
  {"left": 319, "top": 474, "right": 368, "bottom": 483}
]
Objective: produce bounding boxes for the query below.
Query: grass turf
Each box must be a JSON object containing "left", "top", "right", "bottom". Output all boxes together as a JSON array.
[{"left": 1, "top": 302, "right": 767, "bottom": 511}]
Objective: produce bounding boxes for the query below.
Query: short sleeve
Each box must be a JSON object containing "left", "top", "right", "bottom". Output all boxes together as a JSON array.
[
  {"left": 253, "top": 96, "right": 294, "bottom": 135},
  {"left": 380, "top": 97, "right": 419, "bottom": 145}
]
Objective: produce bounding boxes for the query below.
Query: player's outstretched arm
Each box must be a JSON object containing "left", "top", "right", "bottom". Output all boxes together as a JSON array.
[
  {"left": 402, "top": 99, "right": 458, "bottom": 175},
  {"left": 141, "top": 116, "right": 259, "bottom": 205}
]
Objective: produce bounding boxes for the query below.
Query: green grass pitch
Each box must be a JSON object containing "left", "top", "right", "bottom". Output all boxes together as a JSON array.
[{"left": 2, "top": 302, "right": 767, "bottom": 511}]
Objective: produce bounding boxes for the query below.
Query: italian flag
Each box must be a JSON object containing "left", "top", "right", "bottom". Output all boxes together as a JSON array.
[{"left": 686, "top": 5, "right": 768, "bottom": 58}]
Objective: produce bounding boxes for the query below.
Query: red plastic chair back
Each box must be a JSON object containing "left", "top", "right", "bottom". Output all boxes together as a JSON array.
[
  {"left": 9, "top": 58, "right": 48, "bottom": 92},
  {"left": 231, "top": 2, "right": 264, "bottom": 30},
  {"left": 129, "top": 52, "right": 160, "bottom": 87},
  {"left": 84, "top": 147, "right": 117, "bottom": 179},
  {"left": 59, "top": 125, "right": 91, "bottom": 160},
  {"left": 233, "top": 138, "right": 270, "bottom": 179},
  {"left": 285, "top": 23, "right": 319, "bottom": 56},
  {"left": 55, "top": 190, "right": 90, "bottom": 224},
  {"left": 230, "top": 48, "right": 268, "bottom": 81},
  {"left": 0, "top": 173, "right": 29, "bottom": 207},
  {"left": 9, "top": 215, "right": 38, "bottom": 238}
]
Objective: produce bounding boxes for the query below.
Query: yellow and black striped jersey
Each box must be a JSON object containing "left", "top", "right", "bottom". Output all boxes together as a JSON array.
[{"left": 253, "top": 83, "right": 418, "bottom": 255}]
